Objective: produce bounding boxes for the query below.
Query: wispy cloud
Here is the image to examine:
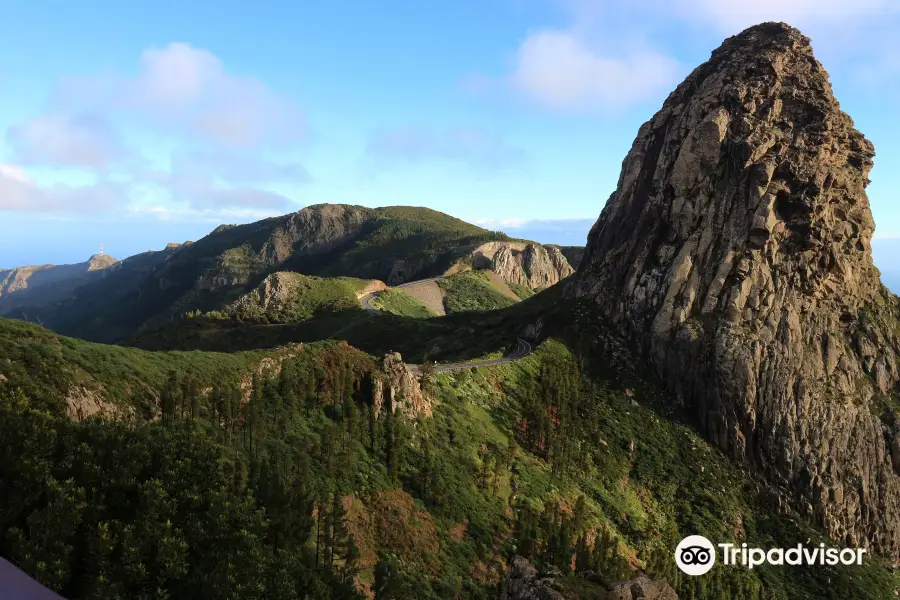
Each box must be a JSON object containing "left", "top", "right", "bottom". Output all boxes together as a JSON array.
[
  {"left": 509, "top": 30, "right": 679, "bottom": 112},
  {"left": 0, "top": 164, "right": 125, "bottom": 212},
  {"left": 52, "top": 43, "right": 306, "bottom": 149},
  {"left": 3, "top": 43, "right": 308, "bottom": 216},
  {"left": 365, "top": 126, "right": 527, "bottom": 173},
  {"left": 8, "top": 113, "right": 126, "bottom": 169}
]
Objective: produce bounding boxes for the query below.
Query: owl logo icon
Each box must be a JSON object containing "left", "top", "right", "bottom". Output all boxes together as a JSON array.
[{"left": 675, "top": 535, "right": 716, "bottom": 576}]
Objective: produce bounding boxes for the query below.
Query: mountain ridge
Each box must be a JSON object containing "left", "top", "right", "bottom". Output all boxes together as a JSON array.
[
  {"left": 0, "top": 253, "right": 118, "bottom": 315},
  {"left": 2, "top": 204, "right": 574, "bottom": 343}
]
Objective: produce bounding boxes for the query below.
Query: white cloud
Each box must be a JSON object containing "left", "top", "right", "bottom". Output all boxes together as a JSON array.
[
  {"left": 0, "top": 164, "right": 29, "bottom": 183},
  {"left": 0, "top": 164, "right": 123, "bottom": 212},
  {"left": 510, "top": 29, "right": 679, "bottom": 111},
  {"left": 8, "top": 113, "right": 124, "bottom": 169},
  {"left": 3, "top": 42, "right": 309, "bottom": 217},
  {"left": 53, "top": 42, "right": 306, "bottom": 149},
  {"left": 473, "top": 217, "right": 527, "bottom": 229}
]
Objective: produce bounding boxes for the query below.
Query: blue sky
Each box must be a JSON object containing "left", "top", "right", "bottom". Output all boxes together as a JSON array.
[{"left": 0, "top": 0, "right": 898, "bottom": 289}]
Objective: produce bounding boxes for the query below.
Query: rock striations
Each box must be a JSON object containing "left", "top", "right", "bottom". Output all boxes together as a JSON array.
[
  {"left": 574, "top": 22, "right": 900, "bottom": 556},
  {"left": 472, "top": 242, "right": 575, "bottom": 289}
]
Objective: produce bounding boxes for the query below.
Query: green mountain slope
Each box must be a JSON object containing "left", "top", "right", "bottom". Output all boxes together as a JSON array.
[
  {"left": 208, "top": 272, "right": 378, "bottom": 324},
  {"left": 370, "top": 289, "right": 434, "bottom": 318},
  {"left": 1, "top": 312, "right": 896, "bottom": 599},
  {"left": 439, "top": 270, "right": 518, "bottom": 314},
  {"left": 4, "top": 205, "right": 509, "bottom": 343}
]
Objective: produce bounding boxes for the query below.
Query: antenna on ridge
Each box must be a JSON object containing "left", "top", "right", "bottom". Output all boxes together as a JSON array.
[{"left": 99, "top": 243, "right": 104, "bottom": 256}]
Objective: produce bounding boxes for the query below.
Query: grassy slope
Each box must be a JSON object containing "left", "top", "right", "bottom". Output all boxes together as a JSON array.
[
  {"left": 371, "top": 289, "right": 434, "bottom": 318},
  {"left": 507, "top": 282, "right": 536, "bottom": 300},
  {"left": 0, "top": 317, "right": 278, "bottom": 415},
  {"left": 438, "top": 271, "right": 518, "bottom": 314}
]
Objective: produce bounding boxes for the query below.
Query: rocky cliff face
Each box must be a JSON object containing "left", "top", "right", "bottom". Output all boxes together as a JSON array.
[
  {"left": 0, "top": 254, "right": 117, "bottom": 314},
  {"left": 574, "top": 22, "right": 900, "bottom": 556},
  {"left": 372, "top": 353, "right": 431, "bottom": 419},
  {"left": 474, "top": 242, "right": 574, "bottom": 289}
]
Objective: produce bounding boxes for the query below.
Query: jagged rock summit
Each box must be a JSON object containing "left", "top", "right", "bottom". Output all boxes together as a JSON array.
[{"left": 574, "top": 22, "right": 900, "bottom": 556}]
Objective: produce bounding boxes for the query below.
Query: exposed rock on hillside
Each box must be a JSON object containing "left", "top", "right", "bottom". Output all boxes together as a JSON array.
[
  {"left": 473, "top": 242, "right": 574, "bottom": 289},
  {"left": 0, "top": 254, "right": 117, "bottom": 314},
  {"left": 372, "top": 352, "right": 431, "bottom": 418},
  {"left": 574, "top": 22, "right": 900, "bottom": 555},
  {"left": 499, "top": 557, "right": 676, "bottom": 600},
  {"left": 553, "top": 246, "right": 585, "bottom": 270},
  {"left": 500, "top": 556, "right": 566, "bottom": 600},
  {"left": 220, "top": 271, "right": 378, "bottom": 323},
  {"left": 607, "top": 576, "right": 678, "bottom": 600},
  {"left": 66, "top": 384, "right": 131, "bottom": 421},
  {"left": 195, "top": 204, "right": 371, "bottom": 292}
]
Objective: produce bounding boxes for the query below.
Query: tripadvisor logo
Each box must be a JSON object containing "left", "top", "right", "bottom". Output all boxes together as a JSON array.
[
  {"left": 675, "top": 535, "right": 716, "bottom": 575},
  {"left": 674, "top": 535, "right": 867, "bottom": 576}
]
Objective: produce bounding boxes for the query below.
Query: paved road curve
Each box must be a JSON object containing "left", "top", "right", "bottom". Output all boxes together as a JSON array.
[{"left": 408, "top": 338, "right": 532, "bottom": 375}]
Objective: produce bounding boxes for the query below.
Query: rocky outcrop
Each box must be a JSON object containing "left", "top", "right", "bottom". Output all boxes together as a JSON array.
[
  {"left": 574, "top": 22, "right": 900, "bottom": 556},
  {"left": 0, "top": 254, "right": 117, "bottom": 314},
  {"left": 553, "top": 246, "right": 585, "bottom": 270},
  {"left": 372, "top": 353, "right": 431, "bottom": 418},
  {"left": 607, "top": 576, "right": 678, "bottom": 600},
  {"left": 231, "top": 272, "right": 297, "bottom": 314},
  {"left": 500, "top": 556, "right": 566, "bottom": 600},
  {"left": 479, "top": 242, "right": 574, "bottom": 290},
  {"left": 500, "top": 557, "right": 675, "bottom": 600},
  {"left": 65, "top": 384, "right": 130, "bottom": 421}
]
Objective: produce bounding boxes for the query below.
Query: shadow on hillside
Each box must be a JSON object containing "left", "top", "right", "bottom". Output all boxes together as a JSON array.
[{"left": 124, "top": 291, "right": 555, "bottom": 362}]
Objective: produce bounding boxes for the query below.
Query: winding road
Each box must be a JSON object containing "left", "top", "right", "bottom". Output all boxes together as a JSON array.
[{"left": 359, "top": 277, "right": 534, "bottom": 373}]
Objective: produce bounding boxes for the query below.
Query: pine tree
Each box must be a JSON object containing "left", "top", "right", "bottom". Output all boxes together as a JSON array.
[
  {"left": 343, "top": 535, "right": 360, "bottom": 584},
  {"left": 161, "top": 370, "right": 180, "bottom": 427},
  {"left": 330, "top": 492, "right": 349, "bottom": 571}
]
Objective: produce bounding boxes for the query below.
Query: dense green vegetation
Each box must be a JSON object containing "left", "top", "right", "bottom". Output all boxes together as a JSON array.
[
  {"left": 2, "top": 312, "right": 897, "bottom": 599},
  {"left": 507, "top": 282, "right": 536, "bottom": 301},
  {"left": 370, "top": 289, "right": 433, "bottom": 319},
  {"left": 206, "top": 273, "right": 372, "bottom": 324},
  {"left": 319, "top": 207, "right": 510, "bottom": 281},
  {"left": 438, "top": 271, "right": 518, "bottom": 314}
]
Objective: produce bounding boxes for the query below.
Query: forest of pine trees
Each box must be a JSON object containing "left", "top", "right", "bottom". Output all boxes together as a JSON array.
[
  {"left": 0, "top": 347, "right": 398, "bottom": 599},
  {"left": 1, "top": 337, "right": 890, "bottom": 600}
]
